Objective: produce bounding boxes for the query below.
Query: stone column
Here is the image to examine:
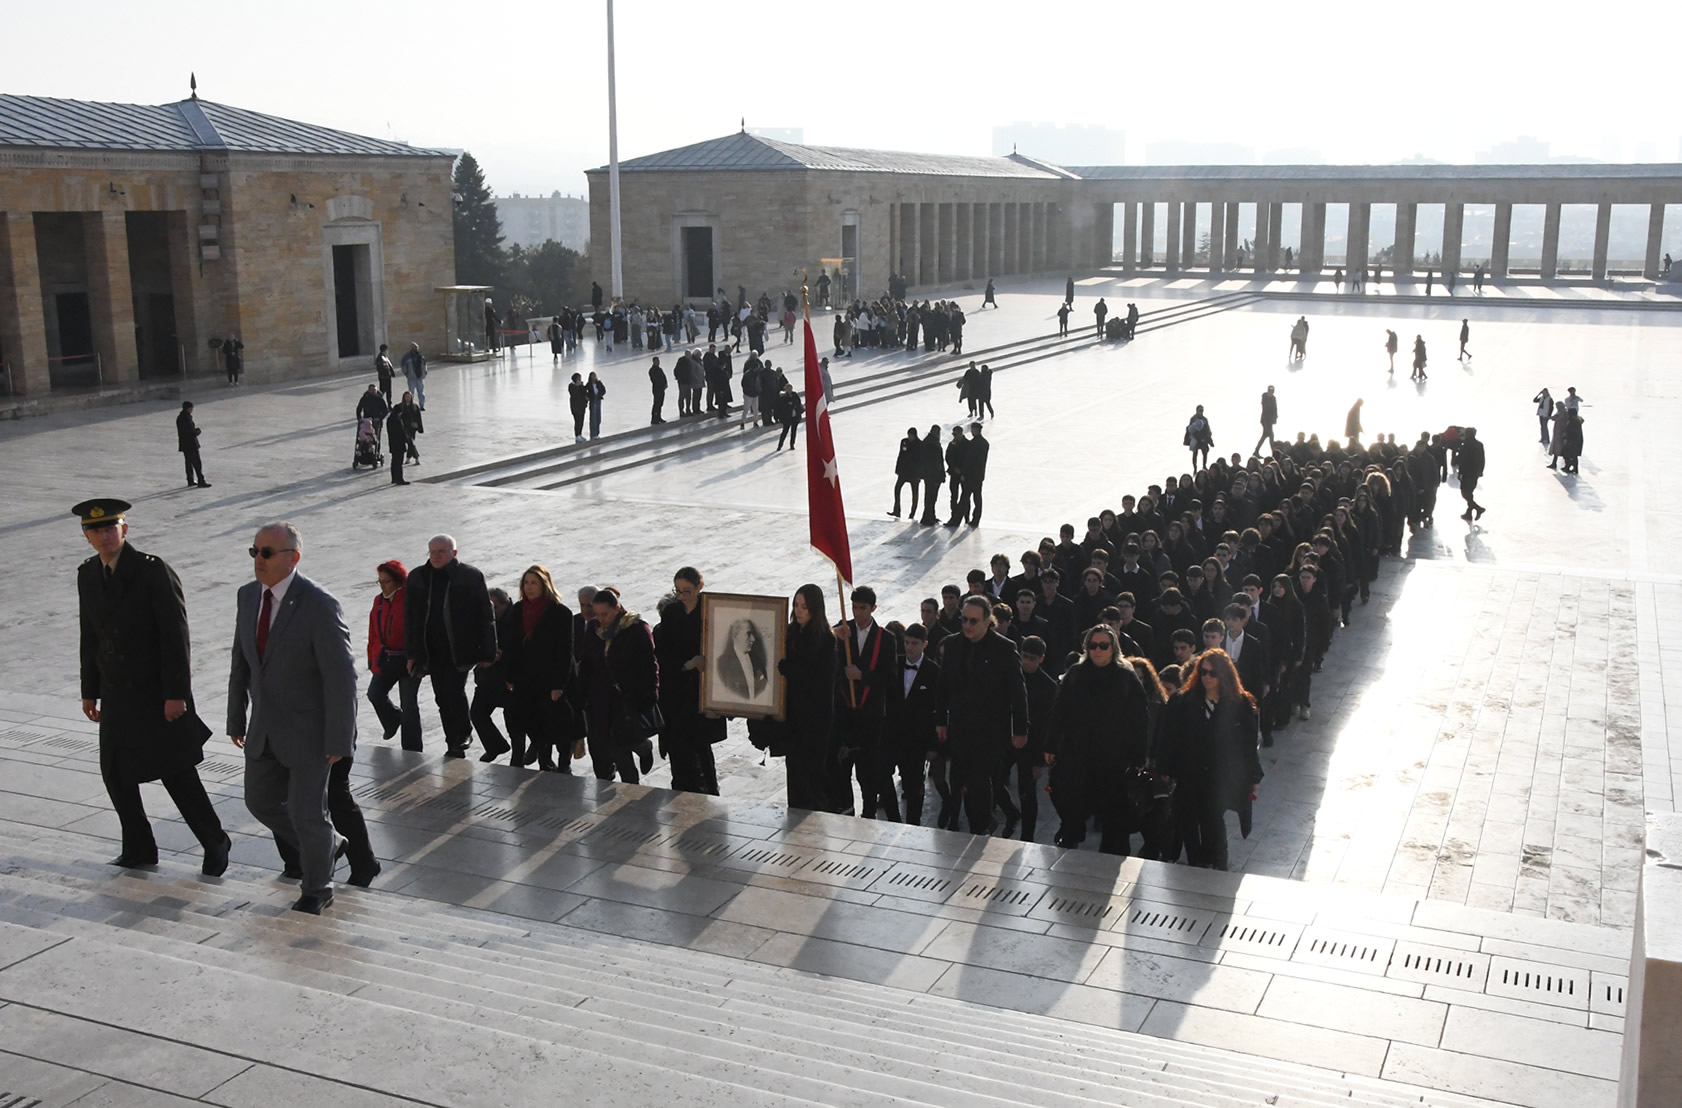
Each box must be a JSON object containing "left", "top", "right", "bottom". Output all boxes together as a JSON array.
[
  {"left": 1393, "top": 202, "right": 1417, "bottom": 276},
  {"left": 164, "top": 210, "right": 202, "bottom": 374},
  {"left": 1267, "top": 203, "right": 1284, "bottom": 270},
  {"left": 1540, "top": 201, "right": 1562, "bottom": 279},
  {"left": 84, "top": 209, "right": 139, "bottom": 384},
  {"left": 1224, "top": 203, "right": 1240, "bottom": 268},
  {"left": 1208, "top": 202, "right": 1225, "bottom": 273},
  {"left": 939, "top": 202, "right": 956, "bottom": 283},
  {"left": 1140, "top": 203, "right": 1156, "bottom": 267},
  {"left": 1645, "top": 203, "right": 1666, "bottom": 280},
  {"left": 1181, "top": 202, "right": 1198, "bottom": 269},
  {"left": 1303, "top": 201, "right": 1327, "bottom": 271},
  {"left": 1027, "top": 202, "right": 1041, "bottom": 271},
  {"left": 906, "top": 203, "right": 921, "bottom": 288},
  {"left": 1019, "top": 202, "right": 1032, "bottom": 271},
  {"left": 1252, "top": 201, "right": 1269, "bottom": 274},
  {"left": 976, "top": 203, "right": 992, "bottom": 280},
  {"left": 988, "top": 202, "right": 1003, "bottom": 275},
  {"left": 1004, "top": 203, "right": 1019, "bottom": 274},
  {"left": 1346, "top": 202, "right": 1371, "bottom": 275},
  {"left": 1490, "top": 202, "right": 1513, "bottom": 278},
  {"left": 1121, "top": 202, "right": 1138, "bottom": 273},
  {"left": 1441, "top": 202, "right": 1465, "bottom": 282},
  {"left": 0, "top": 212, "right": 52, "bottom": 396},
  {"left": 1165, "top": 201, "right": 1182, "bottom": 270},
  {"left": 955, "top": 203, "right": 972, "bottom": 283},
  {"left": 1591, "top": 201, "right": 1612, "bottom": 280}
]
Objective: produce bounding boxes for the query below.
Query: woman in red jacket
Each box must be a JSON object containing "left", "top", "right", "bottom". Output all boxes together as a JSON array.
[{"left": 367, "top": 560, "right": 421, "bottom": 750}]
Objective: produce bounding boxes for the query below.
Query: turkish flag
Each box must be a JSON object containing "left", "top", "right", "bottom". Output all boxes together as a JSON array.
[{"left": 803, "top": 318, "right": 853, "bottom": 585}]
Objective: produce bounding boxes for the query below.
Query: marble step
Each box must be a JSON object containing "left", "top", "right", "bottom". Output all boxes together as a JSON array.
[
  {"left": 0, "top": 922, "right": 836, "bottom": 1108},
  {"left": 0, "top": 831, "right": 1503, "bottom": 1108}
]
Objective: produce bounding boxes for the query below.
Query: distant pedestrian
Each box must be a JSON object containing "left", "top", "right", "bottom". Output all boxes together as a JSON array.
[
  {"left": 1065, "top": 276, "right": 1075, "bottom": 306},
  {"left": 977, "top": 364, "right": 995, "bottom": 419},
  {"left": 648, "top": 357, "right": 667, "bottom": 425},
  {"left": 889, "top": 427, "right": 921, "bottom": 518},
  {"left": 1253, "top": 386, "right": 1277, "bottom": 456},
  {"left": 223, "top": 334, "right": 243, "bottom": 385},
  {"left": 400, "top": 342, "right": 427, "bottom": 410},
  {"left": 1425, "top": 270, "right": 1434, "bottom": 297},
  {"left": 1384, "top": 329, "right": 1398, "bottom": 374},
  {"left": 1563, "top": 386, "right": 1583, "bottom": 413},
  {"left": 1458, "top": 319, "right": 1472, "bottom": 361},
  {"left": 385, "top": 402, "right": 413, "bottom": 485},
  {"left": 1457, "top": 427, "right": 1487, "bottom": 520},
  {"left": 1094, "top": 297, "right": 1108, "bottom": 339},
  {"left": 585, "top": 372, "right": 606, "bottom": 439},
  {"left": 176, "top": 401, "right": 209, "bottom": 488},
  {"left": 775, "top": 385, "right": 803, "bottom": 451},
  {"left": 1532, "top": 387, "right": 1553, "bottom": 445},
  {"left": 568, "top": 373, "right": 588, "bottom": 442},
  {"left": 1056, "top": 301, "right": 1071, "bottom": 336},
  {"left": 591, "top": 281, "right": 603, "bottom": 310},
  {"left": 1184, "top": 405, "right": 1214, "bottom": 469},
  {"left": 374, "top": 344, "right": 395, "bottom": 402},
  {"left": 982, "top": 278, "right": 997, "bottom": 309},
  {"left": 1345, "top": 399, "right": 1364, "bottom": 447},
  {"left": 1411, "top": 335, "right": 1429, "bottom": 381},
  {"left": 548, "top": 317, "right": 565, "bottom": 363}
]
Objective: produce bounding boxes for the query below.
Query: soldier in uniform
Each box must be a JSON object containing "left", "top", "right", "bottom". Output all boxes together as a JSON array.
[{"left": 74, "top": 497, "right": 229, "bottom": 874}]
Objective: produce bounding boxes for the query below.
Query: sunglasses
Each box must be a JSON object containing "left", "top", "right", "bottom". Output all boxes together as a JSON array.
[
  {"left": 1199, "top": 667, "right": 1218, "bottom": 677},
  {"left": 961, "top": 616, "right": 985, "bottom": 626},
  {"left": 1087, "top": 641, "right": 1114, "bottom": 652},
  {"left": 249, "top": 546, "right": 296, "bottom": 560}
]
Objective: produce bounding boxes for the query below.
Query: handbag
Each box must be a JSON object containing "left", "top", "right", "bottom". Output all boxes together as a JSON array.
[{"left": 615, "top": 692, "right": 664, "bottom": 742}]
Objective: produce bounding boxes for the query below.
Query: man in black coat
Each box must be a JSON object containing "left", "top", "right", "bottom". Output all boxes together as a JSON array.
[
  {"left": 959, "top": 422, "right": 989, "bottom": 526},
  {"left": 890, "top": 427, "right": 921, "bottom": 519},
  {"left": 1222, "top": 602, "right": 1270, "bottom": 710},
  {"left": 384, "top": 406, "right": 411, "bottom": 486},
  {"left": 918, "top": 425, "right": 945, "bottom": 526},
  {"left": 997, "top": 636, "right": 1057, "bottom": 841},
  {"left": 935, "top": 596, "right": 1029, "bottom": 836},
  {"left": 943, "top": 425, "right": 970, "bottom": 527},
  {"left": 355, "top": 384, "right": 389, "bottom": 451},
  {"left": 1254, "top": 386, "right": 1278, "bottom": 456},
  {"left": 832, "top": 586, "right": 900, "bottom": 818},
  {"left": 404, "top": 534, "right": 497, "bottom": 757},
  {"left": 1035, "top": 571, "right": 1078, "bottom": 673},
  {"left": 886, "top": 622, "right": 941, "bottom": 825},
  {"left": 699, "top": 345, "right": 720, "bottom": 415},
  {"left": 175, "top": 402, "right": 210, "bottom": 488},
  {"left": 1458, "top": 427, "right": 1487, "bottom": 520},
  {"left": 648, "top": 357, "right": 667, "bottom": 425},
  {"left": 74, "top": 498, "right": 228, "bottom": 874}
]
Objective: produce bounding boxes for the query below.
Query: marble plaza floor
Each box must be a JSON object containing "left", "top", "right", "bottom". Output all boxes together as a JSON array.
[{"left": 1, "top": 274, "right": 1680, "bottom": 1105}]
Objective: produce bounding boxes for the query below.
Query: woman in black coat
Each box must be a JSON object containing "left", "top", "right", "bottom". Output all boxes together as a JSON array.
[
  {"left": 583, "top": 586, "right": 658, "bottom": 783},
  {"left": 397, "top": 392, "right": 424, "bottom": 462},
  {"left": 1265, "top": 574, "right": 1304, "bottom": 731},
  {"left": 776, "top": 583, "right": 836, "bottom": 811},
  {"left": 1155, "top": 649, "right": 1261, "bottom": 870},
  {"left": 503, "top": 566, "right": 575, "bottom": 772},
  {"left": 1292, "top": 564, "right": 1333, "bottom": 719},
  {"left": 568, "top": 373, "right": 589, "bottom": 443},
  {"left": 1046, "top": 625, "right": 1154, "bottom": 855},
  {"left": 653, "top": 567, "right": 726, "bottom": 795}
]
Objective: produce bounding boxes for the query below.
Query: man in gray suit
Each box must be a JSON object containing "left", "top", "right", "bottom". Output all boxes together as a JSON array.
[{"left": 227, "top": 521, "right": 358, "bottom": 914}]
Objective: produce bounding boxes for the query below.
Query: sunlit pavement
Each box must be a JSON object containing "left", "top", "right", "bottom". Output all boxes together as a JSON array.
[{"left": 3, "top": 272, "right": 1679, "bottom": 927}]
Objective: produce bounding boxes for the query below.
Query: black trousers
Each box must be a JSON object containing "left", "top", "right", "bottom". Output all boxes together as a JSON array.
[
  {"left": 471, "top": 685, "right": 514, "bottom": 760},
  {"left": 586, "top": 707, "right": 646, "bottom": 782},
  {"left": 959, "top": 480, "right": 984, "bottom": 525},
  {"left": 389, "top": 450, "right": 406, "bottom": 484},
  {"left": 994, "top": 745, "right": 1041, "bottom": 840},
  {"left": 1050, "top": 765, "right": 1131, "bottom": 855},
  {"left": 784, "top": 733, "right": 829, "bottom": 811},
  {"left": 667, "top": 735, "right": 719, "bottom": 795},
  {"left": 892, "top": 476, "right": 919, "bottom": 517},
  {"left": 507, "top": 684, "right": 558, "bottom": 769},
  {"left": 947, "top": 477, "right": 965, "bottom": 522},
  {"left": 895, "top": 742, "right": 929, "bottom": 825},
  {"left": 182, "top": 448, "right": 206, "bottom": 485},
  {"left": 919, "top": 480, "right": 942, "bottom": 525},
  {"left": 651, "top": 388, "right": 665, "bottom": 424},
  {"left": 105, "top": 765, "right": 224, "bottom": 861},
  {"left": 424, "top": 660, "right": 472, "bottom": 750},
  {"left": 368, "top": 666, "right": 422, "bottom": 750},
  {"left": 951, "top": 742, "right": 1003, "bottom": 835},
  {"left": 273, "top": 756, "right": 375, "bottom": 876},
  {"left": 1178, "top": 798, "right": 1229, "bottom": 869},
  {"left": 572, "top": 406, "right": 587, "bottom": 437},
  {"left": 778, "top": 419, "right": 800, "bottom": 449}
]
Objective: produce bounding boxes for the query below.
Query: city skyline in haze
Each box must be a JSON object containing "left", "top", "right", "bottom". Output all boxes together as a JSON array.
[{"left": 8, "top": 0, "right": 1677, "bottom": 198}]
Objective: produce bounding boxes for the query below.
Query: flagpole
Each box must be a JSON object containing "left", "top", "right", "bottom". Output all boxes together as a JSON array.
[
  {"left": 805, "top": 272, "right": 858, "bottom": 710},
  {"left": 605, "top": 0, "right": 623, "bottom": 301}
]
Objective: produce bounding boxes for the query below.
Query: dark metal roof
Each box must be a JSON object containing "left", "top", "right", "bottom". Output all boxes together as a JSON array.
[
  {"left": 593, "top": 132, "right": 1063, "bottom": 179},
  {"left": 0, "top": 93, "right": 449, "bottom": 158},
  {"left": 1064, "top": 163, "right": 1682, "bottom": 181}
]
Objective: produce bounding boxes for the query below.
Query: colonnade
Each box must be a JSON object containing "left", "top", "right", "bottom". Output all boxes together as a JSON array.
[
  {"left": 1105, "top": 198, "right": 1673, "bottom": 281},
  {"left": 888, "top": 199, "right": 1061, "bottom": 287}
]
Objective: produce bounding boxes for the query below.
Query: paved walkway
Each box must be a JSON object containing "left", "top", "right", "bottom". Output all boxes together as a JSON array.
[{"left": 2, "top": 275, "right": 1679, "bottom": 933}]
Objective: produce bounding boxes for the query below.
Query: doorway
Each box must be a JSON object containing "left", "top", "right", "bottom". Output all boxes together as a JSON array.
[
  {"left": 840, "top": 223, "right": 859, "bottom": 299},
  {"left": 681, "top": 226, "right": 714, "bottom": 299},
  {"left": 333, "top": 244, "right": 369, "bottom": 357}
]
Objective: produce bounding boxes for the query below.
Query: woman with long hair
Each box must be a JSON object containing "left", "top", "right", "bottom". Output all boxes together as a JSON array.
[
  {"left": 1045, "top": 626, "right": 1153, "bottom": 854},
  {"left": 582, "top": 586, "right": 657, "bottom": 782},
  {"left": 1266, "top": 574, "right": 1304, "bottom": 734},
  {"left": 777, "top": 583, "right": 837, "bottom": 811},
  {"left": 653, "top": 566, "right": 725, "bottom": 795},
  {"left": 1156, "top": 649, "right": 1261, "bottom": 870},
  {"left": 504, "top": 566, "right": 575, "bottom": 771}
]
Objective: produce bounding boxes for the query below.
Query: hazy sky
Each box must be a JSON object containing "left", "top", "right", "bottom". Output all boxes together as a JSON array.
[{"left": 9, "top": 0, "right": 1677, "bottom": 197}]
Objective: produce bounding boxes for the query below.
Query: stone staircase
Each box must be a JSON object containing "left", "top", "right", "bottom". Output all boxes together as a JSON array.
[{"left": 0, "top": 821, "right": 1516, "bottom": 1108}]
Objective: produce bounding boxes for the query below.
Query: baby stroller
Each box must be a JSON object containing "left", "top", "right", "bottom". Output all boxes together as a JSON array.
[{"left": 351, "top": 416, "right": 383, "bottom": 470}]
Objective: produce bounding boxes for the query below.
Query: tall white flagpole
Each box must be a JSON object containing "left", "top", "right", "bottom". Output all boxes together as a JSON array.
[{"left": 606, "top": 0, "right": 623, "bottom": 301}]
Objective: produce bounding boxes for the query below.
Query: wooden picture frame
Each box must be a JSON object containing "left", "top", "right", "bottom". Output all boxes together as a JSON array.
[{"left": 699, "top": 592, "right": 788, "bottom": 719}]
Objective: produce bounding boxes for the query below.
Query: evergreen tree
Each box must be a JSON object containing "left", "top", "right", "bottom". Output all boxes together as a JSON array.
[
  {"left": 505, "top": 242, "right": 591, "bottom": 314},
  {"left": 452, "top": 152, "right": 505, "bottom": 288}
]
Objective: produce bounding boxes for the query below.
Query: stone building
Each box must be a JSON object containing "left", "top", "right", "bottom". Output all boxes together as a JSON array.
[
  {"left": 495, "top": 191, "right": 589, "bottom": 251},
  {"left": 588, "top": 130, "right": 1681, "bottom": 304},
  {"left": 0, "top": 91, "right": 454, "bottom": 397}
]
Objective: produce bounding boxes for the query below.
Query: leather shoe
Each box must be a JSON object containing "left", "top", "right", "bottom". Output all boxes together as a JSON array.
[
  {"left": 110, "top": 852, "right": 159, "bottom": 868},
  {"left": 281, "top": 864, "right": 303, "bottom": 880},
  {"left": 202, "top": 834, "right": 231, "bottom": 877},
  {"left": 292, "top": 890, "right": 334, "bottom": 914},
  {"left": 443, "top": 746, "right": 467, "bottom": 759},
  {"left": 333, "top": 838, "right": 348, "bottom": 871},
  {"left": 197, "top": 481, "right": 212, "bottom": 488},
  {"left": 347, "top": 862, "right": 382, "bottom": 888},
  {"left": 637, "top": 740, "right": 654, "bottom": 774}
]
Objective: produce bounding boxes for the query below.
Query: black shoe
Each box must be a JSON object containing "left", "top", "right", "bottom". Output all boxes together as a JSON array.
[
  {"left": 478, "top": 750, "right": 501, "bottom": 763},
  {"left": 347, "top": 862, "right": 382, "bottom": 888},
  {"left": 1002, "top": 814, "right": 1020, "bottom": 840},
  {"left": 198, "top": 481, "right": 213, "bottom": 488},
  {"left": 202, "top": 834, "right": 231, "bottom": 877},
  {"left": 292, "top": 890, "right": 334, "bottom": 915},
  {"left": 943, "top": 520, "right": 960, "bottom": 528},
  {"left": 392, "top": 479, "right": 412, "bottom": 486},
  {"left": 382, "top": 724, "right": 399, "bottom": 741},
  {"left": 637, "top": 740, "right": 654, "bottom": 775},
  {"left": 1475, "top": 507, "right": 1485, "bottom": 519},
  {"left": 1261, "top": 735, "right": 1275, "bottom": 748},
  {"left": 110, "top": 852, "right": 159, "bottom": 869},
  {"left": 443, "top": 746, "right": 467, "bottom": 759},
  {"left": 281, "top": 864, "right": 303, "bottom": 880},
  {"left": 333, "top": 838, "right": 348, "bottom": 870}
]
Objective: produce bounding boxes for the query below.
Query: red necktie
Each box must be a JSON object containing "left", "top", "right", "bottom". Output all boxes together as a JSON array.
[{"left": 257, "top": 589, "right": 273, "bottom": 661}]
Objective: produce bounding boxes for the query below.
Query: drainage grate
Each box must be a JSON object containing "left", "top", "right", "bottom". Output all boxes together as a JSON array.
[
  {"left": 1114, "top": 900, "right": 1211, "bottom": 944},
  {"left": 198, "top": 759, "right": 243, "bottom": 776},
  {"left": 472, "top": 802, "right": 538, "bottom": 826},
  {"left": 866, "top": 864, "right": 957, "bottom": 904},
  {"left": 1387, "top": 942, "right": 1490, "bottom": 989},
  {"left": 26, "top": 734, "right": 94, "bottom": 752},
  {"left": 535, "top": 815, "right": 600, "bottom": 835},
  {"left": 1028, "top": 888, "right": 1127, "bottom": 928},
  {"left": 887, "top": 871, "right": 951, "bottom": 894},
  {"left": 1484, "top": 956, "right": 1590, "bottom": 1010},
  {"left": 1200, "top": 915, "right": 1302, "bottom": 958},
  {"left": 0, "top": 1092, "right": 43, "bottom": 1108},
  {"left": 418, "top": 795, "right": 471, "bottom": 814},
  {"left": 796, "top": 856, "right": 883, "bottom": 888},
  {"left": 723, "top": 846, "right": 813, "bottom": 873},
  {"left": 352, "top": 782, "right": 410, "bottom": 804},
  {"left": 1291, "top": 928, "right": 1394, "bottom": 974},
  {"left": 583, "top": 824, "right": 667, "bottom": 847},
  {"left": 660, "top": 833, "right": 736, "bottom": 858},
  {"left": 1591, "top": 972, "right": 1628, "bottom": 1016},
  {"left": 0, "top": 729, "right": 51, "bottom": 745},
  {"left": 954, "top": 881, "right": 1038, "bottom": 914}
]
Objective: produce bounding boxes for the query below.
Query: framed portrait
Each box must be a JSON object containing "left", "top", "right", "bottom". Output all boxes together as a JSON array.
[{"left": 700, "top": 592, "right": 788, "bottom": 719}]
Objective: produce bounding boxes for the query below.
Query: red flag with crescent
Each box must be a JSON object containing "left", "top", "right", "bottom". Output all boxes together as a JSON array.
[{"left": 802, "top": 313, "right": 852, "bottom": 585}]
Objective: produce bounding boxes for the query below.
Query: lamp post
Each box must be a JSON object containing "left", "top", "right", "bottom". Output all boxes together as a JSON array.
[{"left": 606, "top": 0, "right": 623, "bottom": 301}]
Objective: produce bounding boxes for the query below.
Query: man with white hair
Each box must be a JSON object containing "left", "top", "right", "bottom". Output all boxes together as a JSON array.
[{"left": 404, "top": 534, "right": 497, "bottom": 757}]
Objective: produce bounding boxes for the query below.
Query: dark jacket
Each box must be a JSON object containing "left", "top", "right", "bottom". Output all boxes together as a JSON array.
[
  {"left": 1458, "top": 437, "right": 1486, "bottom": 480},
  {"left": 176, "top": 410, "right": 201, "bottom": 453},
  {"left": 967, "top": 433, "right": 991, "bottom": 482},
  {"left": 1156, "top": 690, "right": 1262, "bottom": 813},
  {"left": 920, "top": 436, "right": 945, "bottom": 485},
  {"left": 1050, "top": 658, "right": 1153, "bottom": 773},
  {"left": 894, "top": 437, "right": 920, "bottom": 479},
  {"left": 777, "top": 623, "right": 836, "bottom": 756},
  {"left": 504, "top": 598, "right": 574, "bottom": 694},
  {"left": 836, "top": 620, "right": 898, "bottom": 721},
  {"left": 654, "top": 600, "right": 726, "bottom": 746},
  {"left": 77, "top": 544, "right": 209, "bottom": 784},
  {"left": 404, "top": 559, "right": 497, "bottom": 673},
  {"left": 885, "top": 653, "right": 940, "bottom": 753},
  {"left": 1022, "top": 665, "right": 1059, "bottom": 756},
  {"left": 935, "top": 629, "right": 1028, "bottom": 753},
  {"left": 356, "top": 392, "right": 389, "bottom": 423},
  {"left": 385, "top": 408, "right": 410, "bottom": 451},
  {"left": 591, "top": 610, "right": 658, "bottom": 739}
]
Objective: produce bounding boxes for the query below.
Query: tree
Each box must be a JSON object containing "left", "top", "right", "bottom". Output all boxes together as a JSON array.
[
  {"left": 452, "top": 152, "right": 505, "bottom": 288},
  {"left": 504, "top": 242, "right": 592, "bottom": 315}
]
